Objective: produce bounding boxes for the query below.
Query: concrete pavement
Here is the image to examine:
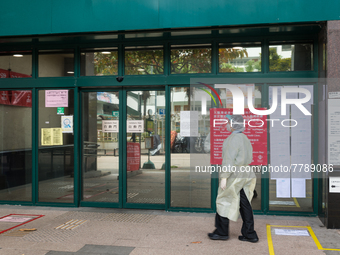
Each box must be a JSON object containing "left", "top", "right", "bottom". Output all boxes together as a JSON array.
[{"left": 0, "top": 205, "right": 338, "bottom": 255}]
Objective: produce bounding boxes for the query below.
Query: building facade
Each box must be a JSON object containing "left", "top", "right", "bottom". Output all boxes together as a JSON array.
[{"left": 0, "top": 0, "right": 339, "bottom": 228}]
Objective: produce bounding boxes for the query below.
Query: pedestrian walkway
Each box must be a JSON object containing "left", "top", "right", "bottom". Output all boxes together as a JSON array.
[{"left": 0, "top": 205, "right": 338, "bottom": 255}]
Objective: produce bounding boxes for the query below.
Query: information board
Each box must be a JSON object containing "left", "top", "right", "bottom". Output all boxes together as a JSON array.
[
  {"left": 210, "top": 108, "right": 267, "bottom": 165},
  {"left": 127, "top": 142, "right": 140, "bottom": 171}
]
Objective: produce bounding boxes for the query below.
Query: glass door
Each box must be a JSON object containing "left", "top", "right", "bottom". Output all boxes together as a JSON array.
[
  {"left": 124, "top": 90, "right": 166, "bottom": 208},
  {"left": 38, "top": 89, "right": 75, "bottom": 203},
  {"left": 81, "top": 91, "right": 120, "bottom": 205}
]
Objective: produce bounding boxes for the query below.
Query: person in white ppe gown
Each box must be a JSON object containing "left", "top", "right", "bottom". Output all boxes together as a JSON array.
[{"left": 208, "top": 114, "right": 258, "bottom": 242}]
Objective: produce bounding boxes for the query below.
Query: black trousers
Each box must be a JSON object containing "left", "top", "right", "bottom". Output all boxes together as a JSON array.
[{"left": 214, "top": 188, "right": 258, "bottom": 239}]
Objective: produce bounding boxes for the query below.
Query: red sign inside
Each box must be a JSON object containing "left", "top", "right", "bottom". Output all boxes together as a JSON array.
[
  {"left": 127, "top": 142, "right": 140, "bottom": 171},
  {"left": 11, "top": 91, "right": 32, "bottom": 107},
  {"left": 210, "top": 108, "right": 268, "bottom": 165},
  {"left": 0, "top": 91, "right": 11, "bottom": 105},
  {"left": 0, "top": 69, "right": 9, "bottom": 78}
]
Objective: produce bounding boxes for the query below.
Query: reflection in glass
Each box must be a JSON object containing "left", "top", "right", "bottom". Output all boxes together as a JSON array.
[
  {"left": 126, "top": 90, "right": 165, "bottom": 204},
  {"left": 170, "top": 87, "right": 211, "bottom": 208},
  {"left": 171, "top": 45, "right": 211, "bottom": 74},
  {"left": 268, "top": 85, "right": 313, "bottom": 212},
  {"left": 82, "top": 92, "right": 119, "bottom": 202},
  {"left": 269, "top": 179, "right": 313, "bottom": 212},
  {"left": 38, "top": 50, "right": 74, "bottom": 77},
  {"left": 0, "top": 51, "right": 32, "bottom": 78},
  {"left": 269, "top": 43, "right": 313, "bottom": 71},
  {"left": 125, "top": 33, "right": 163, "bottom": 38},
  {"left": 80, "top": 48, "right": 118, "bottom": 76},
  {"left": 0, "top": 90, "right": 32, "bottom": 201},
  {"left": 171, "top": 30, "right": 211, "bottom": 36},
  {"left": 219, "top": 45, "right": 261, "bottom": 73},
  {"left": 125, "top": 46, "right": 164, "bottom": 75},
  {"left": 38, "top": 90, "right": 74, "bottom": 203}
]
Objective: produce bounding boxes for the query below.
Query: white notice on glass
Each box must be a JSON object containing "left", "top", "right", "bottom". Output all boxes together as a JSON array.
[
  {"left": 180, "top": 111, "right": 198, "bottom": 137},
  {"left": 61, "top": 115, "right": 73, "bottom": 133},
  {"left": 45, "top": 90, "right": 68, "bottom": 107},
  {"left": 127, "top": 120, "right": 143, "bottom": 133},
  {"left": 291, "top": 178, "right": 306, "bottom": 198},
  {"left": 328, "top": 99, "right": 340, "bottom": 165},
  {"left": 102, "top": 120, "right": 119, "bottom": 133},
  {"left": 276, "top": 178, "right": 290, "bottom": 198}
]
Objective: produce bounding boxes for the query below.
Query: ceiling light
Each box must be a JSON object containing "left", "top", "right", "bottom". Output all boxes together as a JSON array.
[
  {"left": 101, "top": 51, "right": 111, "bottom": 54},
  {"left": 232, "top": 47, "right": 243, "bottom": 50},
  {"left": 137, "top": 69, "right": 145, "bottom": 72},
  {"left": 13, "top": 54, "right": 23, "bottom": 57},
  {"left": 67, "top": 71, "right": 74, "bottom": 74}
]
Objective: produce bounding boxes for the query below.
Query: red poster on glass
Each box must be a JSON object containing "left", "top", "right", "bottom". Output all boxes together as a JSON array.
[
  {"left": 127, "top": 142, "right": 140, "bottom": 171},
  {"left": 210, "top": 108, "right": 267, "bottom": 165},
  {"left": 9, "top": 71, "right": 31, "bottom": 78},
  {"left": 0, "top": 91, "right": 11, "bottom": 105},
  {"left": 0, "top": 69, "right": 9, "bottom": 78},
  {"left": 11, "top": 91, "right": 32, "bottom": 107}
]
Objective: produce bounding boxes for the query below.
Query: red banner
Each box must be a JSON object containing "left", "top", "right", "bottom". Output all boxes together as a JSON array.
[
  {"left": 0, "top": 91, "right": 11, "bottom": 105},
  {"left": 0, "top": 69, "right": 9, "bottom": 78},
  {"left": 0, "top": 68, "right": 31, "bottom": 79},
  {"left": 210, "top": 108, "right": 267, "bottom": 165},
  {"left": 11, "top": 91, "right": 32, "bottom": 107},
  {"left": 9, "top": 71, "right": 31, "bottom": 78},
  {"left": 127, "top": 142, "right": 140, "bottom": 171}
]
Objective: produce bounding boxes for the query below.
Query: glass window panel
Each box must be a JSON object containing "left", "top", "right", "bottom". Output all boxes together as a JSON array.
[
  {"left": 125, "top": 46, "right": 164, "bottom": 75},
  {"left": 268, "top": 85, "right": 313, "bottom": 212},
  {"left": 126, "top": 90, "right": 165, "bottom": 204},
  {"left": 38, "top": 89, "right": 74, "bottom": 203},
  {"left": 38, "top": 49, "right": 74, "bottom": 77},
  {"left": 82, "top": 91, "right": 119, "bottom": 203},
  {"left": 170, "top": 86, "right": 211, "bottom": 208},
  {"left": 0, "top": 90, "right": 32, "bottom": 201},
  {"left": 200, "top": 84, "right": 263, "bottom": 210},
  {"left": 269, "top": 179, "right": 313, "bottom": 212},
  {"left": 125, "top": 32, "right": 163, "bottom": 38},
  {"left": 0, "top": 51, "right": 32, "bottom": 78},
  {"left": 171, "top": 30, "right": 211, "bottom": 36},
  {"left": 171, "top": 45, "right": 211, "bottom": 74},
  {"left": 269, "top": 43, "right": 313, "bottom": 71},
  {"left": 219, "top": 44, "right": 261, "bottom": 73},
  {"left": 80, "top": 48, "right": 118, "bottom": 76}
]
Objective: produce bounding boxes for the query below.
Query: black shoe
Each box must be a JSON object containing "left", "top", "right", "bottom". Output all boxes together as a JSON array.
[
  {"left": 238, "top": 235, "right": 259, "bottom": 243},
  {"left": 208, "top": 233, "right": 229, "bottom": 240}
]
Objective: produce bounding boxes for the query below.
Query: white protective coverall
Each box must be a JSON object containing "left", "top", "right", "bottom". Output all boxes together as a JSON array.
[{"left": 216, "top": 132, "right": 256, "bottom": 222}]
